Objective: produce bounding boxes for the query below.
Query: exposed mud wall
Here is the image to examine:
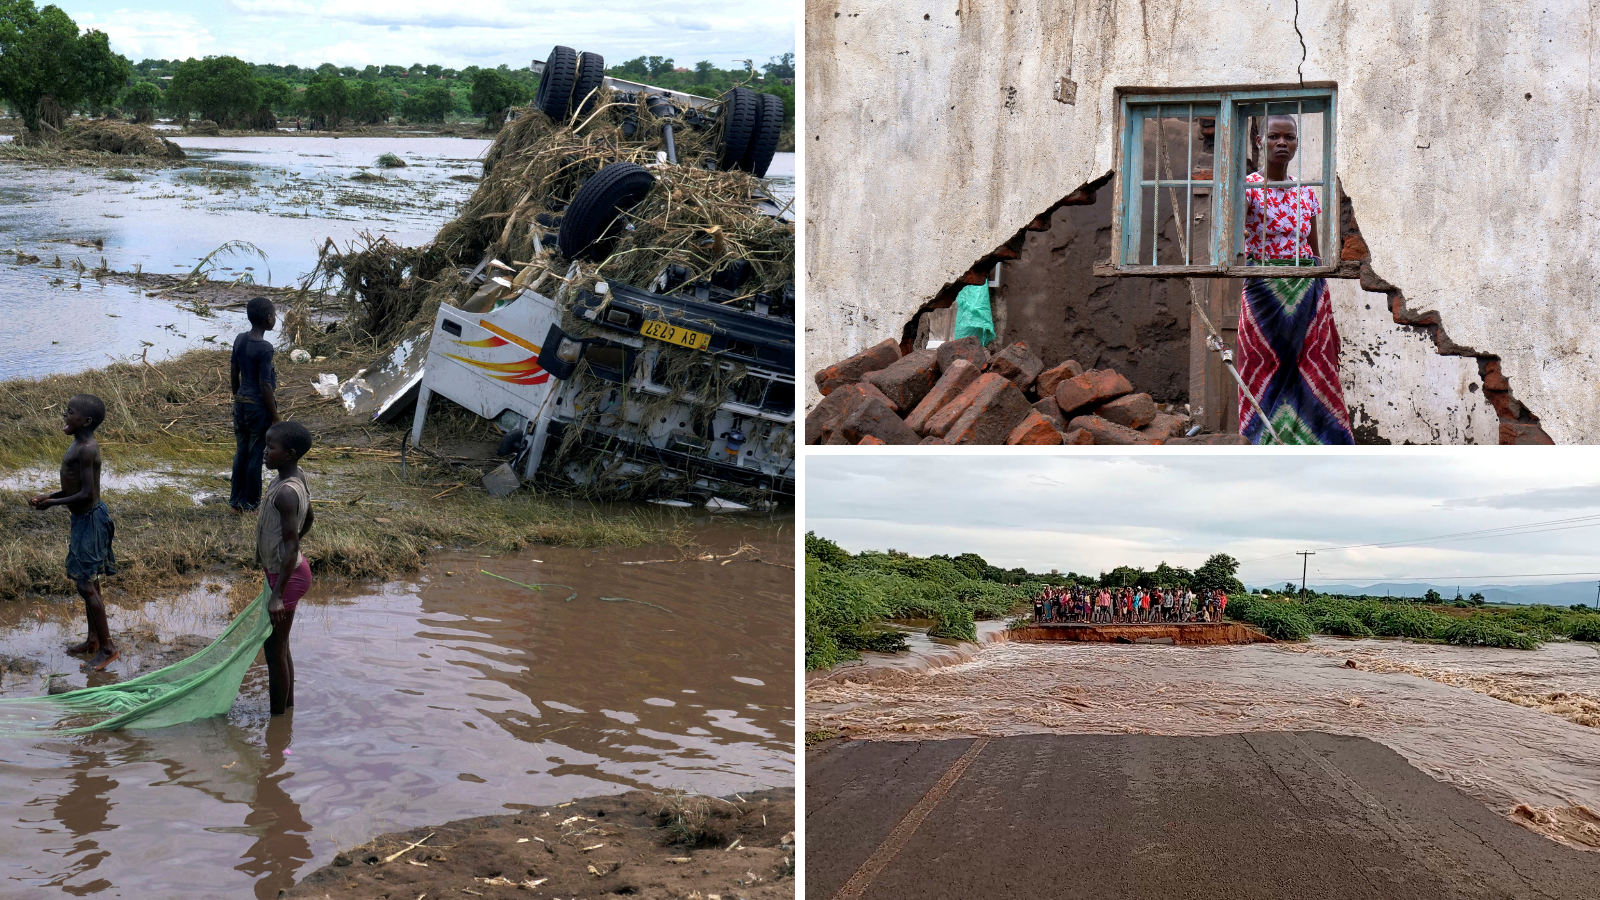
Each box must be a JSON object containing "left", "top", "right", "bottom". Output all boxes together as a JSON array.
[
  {"left": 805, "top": 0, "right": 1600, "bottom": 442},
  {"left": 1011, "top": 623, "right": 1275, "bottom": 645},
  {"left": 999, "top": 184, "right": 1192, "bottom": 403}
]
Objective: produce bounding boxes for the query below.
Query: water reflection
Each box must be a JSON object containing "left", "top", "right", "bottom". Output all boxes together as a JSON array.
[{"left": 0, "top": 521, "right": 793, "bottom": 898}]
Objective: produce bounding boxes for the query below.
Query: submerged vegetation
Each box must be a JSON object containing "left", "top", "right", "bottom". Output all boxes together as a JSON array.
[
  {"left": 806, "top": 534, "right": 1048, "bottom": 670},
  {"left": 1226, "top": 591, "right": 1600, "bottom": 649},
  {"left": 0, "top": 350, "right": 682, "bottom": 602}
]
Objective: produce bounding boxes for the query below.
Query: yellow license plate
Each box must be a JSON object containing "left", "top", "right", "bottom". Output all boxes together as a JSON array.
[{"left": 641, "top": 319, "right": 711, "bottom": 351}]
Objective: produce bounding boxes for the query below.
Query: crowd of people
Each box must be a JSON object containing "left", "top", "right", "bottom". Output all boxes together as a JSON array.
[{"left": 1031, "top": 586, "right": 1229, "bottom": 624}]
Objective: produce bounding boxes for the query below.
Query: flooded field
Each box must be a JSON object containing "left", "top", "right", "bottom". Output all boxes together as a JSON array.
[
  {"left": 0, "top": 136, "right": 795, "bottom": 380},
  {"left": 0, "top": 519, "right": 794, "bottom": 899},
  {"left": 808, "top": 634, "right": 1600, "bottom": 849}
]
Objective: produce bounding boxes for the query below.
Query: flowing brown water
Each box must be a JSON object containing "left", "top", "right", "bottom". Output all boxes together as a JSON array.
[
  {"left": 808, "top": 634, "right": 1600, "bottom": 850},
  {"left": 0, "top": 519, "right": 794, "bottom": 898}
]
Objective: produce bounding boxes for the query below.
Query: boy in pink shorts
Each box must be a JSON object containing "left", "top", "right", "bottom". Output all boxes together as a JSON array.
[{"left": 258, "top": 421, "right": 315, "bottom": 715}]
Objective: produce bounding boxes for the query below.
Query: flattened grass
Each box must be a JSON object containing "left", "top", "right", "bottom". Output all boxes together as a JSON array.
[{"left": 0, "top": 348, "right": 681, "bottom": 601}]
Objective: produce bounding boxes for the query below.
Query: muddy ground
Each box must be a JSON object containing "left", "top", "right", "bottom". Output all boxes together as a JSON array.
[{"left": 284, "top": 789, "right": 794, "bottom": 900}]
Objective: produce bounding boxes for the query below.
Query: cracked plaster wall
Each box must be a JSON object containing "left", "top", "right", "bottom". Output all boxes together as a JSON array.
[{"left": 805, "top": 0, "right": 1600, "bottom": 442}]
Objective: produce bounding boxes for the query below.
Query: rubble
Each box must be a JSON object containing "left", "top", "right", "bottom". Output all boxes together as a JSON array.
[{"left": 809, "top": 341, "right": 1230, "bottom": 445}]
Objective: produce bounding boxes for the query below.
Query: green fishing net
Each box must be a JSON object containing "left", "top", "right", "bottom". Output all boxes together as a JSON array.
[{"left": 0, "top": 585, "right": 271, "bottom": 737}]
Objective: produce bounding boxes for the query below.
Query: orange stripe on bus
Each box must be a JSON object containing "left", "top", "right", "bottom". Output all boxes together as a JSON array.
[{"left": 477, "top": 319, "right": 542, "bottom": 354}]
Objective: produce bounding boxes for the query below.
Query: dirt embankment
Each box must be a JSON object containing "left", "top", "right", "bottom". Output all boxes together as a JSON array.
[
  {"left": 284, "top": 789, "right": 794, "bottom": 900},
  {"left": 1010, "top": 622, "right": 1275, "bottom": 645}
]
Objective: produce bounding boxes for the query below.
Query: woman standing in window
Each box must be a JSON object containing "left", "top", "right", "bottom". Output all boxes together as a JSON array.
[{"left": 1236, "top": 115, "right": 1354, "bottom": 444}]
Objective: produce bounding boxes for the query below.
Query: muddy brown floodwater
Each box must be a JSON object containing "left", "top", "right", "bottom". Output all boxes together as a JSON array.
[
  {"left": 0, "top": 518, "right": 794, "bottom": 899},
  {"left": 808, "top": 634, "right": 1600, "bottom": 851}
]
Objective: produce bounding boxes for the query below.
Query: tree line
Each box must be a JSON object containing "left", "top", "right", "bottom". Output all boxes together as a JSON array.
[{"left": 0, "top": 1, "right": 795, "bottom": 134}]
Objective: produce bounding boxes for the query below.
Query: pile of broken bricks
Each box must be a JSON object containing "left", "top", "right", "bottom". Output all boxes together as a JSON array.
[{"left": 807, "top": 337, "right": 1250, "bottom": 446}]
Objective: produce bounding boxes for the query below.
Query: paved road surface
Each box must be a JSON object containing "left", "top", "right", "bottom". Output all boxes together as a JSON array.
[{"left": 806, "top": 732, "right": 1600, "bottom": 900}]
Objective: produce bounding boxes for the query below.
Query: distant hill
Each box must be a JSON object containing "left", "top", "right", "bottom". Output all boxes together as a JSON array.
[{"left": 1246, "top": 580, "right": 1600, "bottom": 607}]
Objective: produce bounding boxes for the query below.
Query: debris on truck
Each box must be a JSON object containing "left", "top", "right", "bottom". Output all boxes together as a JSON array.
[{"left": 296, "top": 46, "right": 794, "bottom": 503}]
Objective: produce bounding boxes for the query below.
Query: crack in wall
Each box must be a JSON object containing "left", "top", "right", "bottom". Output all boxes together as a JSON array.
[
  {"left": 899, "top": 170, "right": 1553, "bottom": 445},
  {"left": 1343, "top": 195, "right": 1553, "bottom": 445}
]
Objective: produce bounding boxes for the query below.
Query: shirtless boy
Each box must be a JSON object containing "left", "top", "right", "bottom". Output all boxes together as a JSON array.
[
  {"left": 28, "top": 394, "right": 119, "bottom": 671},
  {"left": 259, "top": 421, "right": 315, "bottom": 715}
]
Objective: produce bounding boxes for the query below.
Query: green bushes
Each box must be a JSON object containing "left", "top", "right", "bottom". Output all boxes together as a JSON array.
[
  {"left": 804, "top": 534, "right": 1036, "bottom": 669},
  {"left": 1567, "top": 616, "right": 1600, "bottom": 642},
  {"left": 1369, "top": 605, "right": 1455, "bottom": 640},
  {"left": 1439, "top": 618, "right": 1540, "bottom": 650},
  {"left": 1228, "top": 596, "right": 1314, "bottom": 641}
]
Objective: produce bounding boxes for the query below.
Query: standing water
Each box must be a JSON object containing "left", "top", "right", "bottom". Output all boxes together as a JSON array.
[
  {"left": 0, "top": 519, "right": 794, "bottom": 899},
  {"left": 0, "top": 135, "right": 795, "bottom": 380},
  {"left": 808, "top": 634, "right": 1600, "bottom": 850}
]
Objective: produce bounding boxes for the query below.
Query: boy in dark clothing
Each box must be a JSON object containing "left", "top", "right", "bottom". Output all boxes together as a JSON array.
[
  {"left": 29, "top": 394, "right": 119, "bottom": 671},
  {"left": 231, "top": 297, "right": 280, "bottom": 511}
]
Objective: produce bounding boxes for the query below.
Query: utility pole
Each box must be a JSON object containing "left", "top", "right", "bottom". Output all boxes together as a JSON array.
[{"left": 1297, "top": 551, "right": 1315, "bottom": 598}]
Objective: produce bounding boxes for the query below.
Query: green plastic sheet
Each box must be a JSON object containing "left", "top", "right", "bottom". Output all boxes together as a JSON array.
[
  {"left": 952, "top": 283, "right": 995, "bottom": 346},
  {"left": 0, "top": 584, "right": 271, "bottom": 736}
]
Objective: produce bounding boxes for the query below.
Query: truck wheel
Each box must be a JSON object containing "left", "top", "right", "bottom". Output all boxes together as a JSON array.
[
  {"left": 573, "top": 51, "right": 605, "bottom": 119},
  {"left": 741, "top": 91, "right": 784, "bottom": 177},
  {"left": 558, "top": 162, "right": 657, "bottom": 260},
  {"left": 535, "top": 46, "right": 579, "bottom": 122},
  {"left": 715, "top": 87, "right": 759, "bottom": 170}
]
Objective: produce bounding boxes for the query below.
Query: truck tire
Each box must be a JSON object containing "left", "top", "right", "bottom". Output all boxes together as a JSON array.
[
  {"left": 558, "top": 162, "right": 657, "bottom": 260},
  {"left": 715, "top": 87, "right": 759, "bottom": 170},
  {"left": 535, "top": 45, "right": 579, "bottom": 122},
  {"left": 573, "top": 51, "right": 605, "bottom": 118},
  {"left": 742, "top": 91, "right": 783, "bottom": 176}
]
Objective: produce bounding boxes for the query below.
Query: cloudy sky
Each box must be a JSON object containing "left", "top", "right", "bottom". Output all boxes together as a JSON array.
[
  {"left": 806, "top": 453, "right": 1600, "bottom": 588},
  {"left": 60, "top": 1, "right": 795, "bottom": 71}
]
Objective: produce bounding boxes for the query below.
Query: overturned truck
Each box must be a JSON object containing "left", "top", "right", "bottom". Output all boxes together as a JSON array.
[{"left": 327, "top": 46, "right": 794, "bottom": 504}]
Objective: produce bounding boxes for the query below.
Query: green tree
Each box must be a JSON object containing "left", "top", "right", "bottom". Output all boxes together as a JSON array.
[
  {"left": 401, "top": 83, "right": 455, "bottom": 122},
  {"left": 693, "top": 60, "right": 714, "bottom": 83},
  {"left": 350, "top": 80, "right": 395, "bottom": 124},
  {"left": 804, "top": 532, "right": 852, "bottom": 568},
  {"left": 1424, "top": 588, "right": 1443, "bottom": 604},
  {"left": 302, "top": 73, "right": 350, "bottom": 127},
  {"left": 648, "top": 56, "right": 675, "bottom": 76},
  {"left": 762, "top": 52, "right": 795, "bottom": 80},
  {"left": 1469, "top": 592, "right": 1486, "bottom": 604},
  {"left": 0, "top": 1, "right": 129, "bottom": 135},
  {"left": 1191, "top": 553, "right": 1245, "bottom": 595},
  {"left": 120, "top": 81, "right": 162, "bottom": 123},
  {"left": 424, "top": 63, "right": 443, "bottom": 78},
  {"left": 257, "top": 77, "right": 293, "bottom": 113},
  {"left": 469, "top": 69, "right": 527, "bottom": 131},
  {"left": 950, "top": 553, "right": 989, "bottom": 581},
  {"left": 168, "top": 56, "right": 261, "bottom": 124}
]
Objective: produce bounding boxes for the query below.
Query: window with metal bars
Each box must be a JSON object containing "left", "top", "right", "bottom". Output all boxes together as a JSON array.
[{"left": 1111, "top": 88, "right": 1338, "bottom": 276}]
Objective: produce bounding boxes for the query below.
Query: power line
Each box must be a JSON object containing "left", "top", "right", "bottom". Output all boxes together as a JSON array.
[
  {"left": 1237, "top": 512, "right": 1600, "bottom": 565},
  {"left": 1263, "top": 570, "right": 1600, "bottom": 585}
]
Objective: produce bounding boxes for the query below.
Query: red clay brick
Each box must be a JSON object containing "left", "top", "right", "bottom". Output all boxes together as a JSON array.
[
  {"left": 1481, "top": 359, "right": 1510, "bottom": 392},
  {"left": 1006, "top": 411, "right": 1063, "bottom": 445},
  {"left": 863, "top": 348, "right": 940, "bottom": 412},
  {"left": 841, "top": 397, "right": 921, "bottom": 445},
  {"left": 857, "top": 435, "right": 887, "bottom": 445},
  {"left": 936, "top": 335, "right": 989, "bottom": 373},
  {"left": 985, "top": 341, "right": 1044, "bottom": 392},
  {"left": 1035, "top": 359, "right": 1084, "bottom": 399},
  {"left": 805, "top": 382, "right": 895, "bottom": 444},
  {"left": 1141, "top": 413, "right": 1188, "bottom": 442},
  {"left": 1031, "top": 396, "right": 1066, "bottom": 431},
  {"left": 1062, "top": 427, "right": 1094, "bottom": 445},
  {"left": 919, "top": 435, "right": 949, "bottom": 445},
  {"left": 1067, "top": 414, "right": 1152, "bottom": 445},
  {"left": 812, "top": 338, "right": 900, "bottom": 395},
  {"left": 904, "top": 358, "right": 981, "bottom": 434},
  {"left": 945, "top": 374, "right": 1033, "bottom": 444},
  {"left": 1500, "top": 421, "right": 1554, "bottom": 445},
  {"left": 925, "top": 372, "right": 992, "bottom": 438},
  {"left": 1055, "top": 369, "right": 1133, "bottom": 416},
  {"left": 1097, "top": 392, "right": 1157, "bottom": 430}
]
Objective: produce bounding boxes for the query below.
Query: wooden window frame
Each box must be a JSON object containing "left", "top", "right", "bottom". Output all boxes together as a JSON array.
[{"left": 1108, "top": 86, "right": 1340, "bottom": 278}]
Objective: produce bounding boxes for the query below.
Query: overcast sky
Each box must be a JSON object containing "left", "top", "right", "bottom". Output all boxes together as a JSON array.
[
  {"left": 806, "top": 453, "right": 1600, "bottom": 587},
  {"left": 61, "top": 2, "right": 795, "bottom": 71}
]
